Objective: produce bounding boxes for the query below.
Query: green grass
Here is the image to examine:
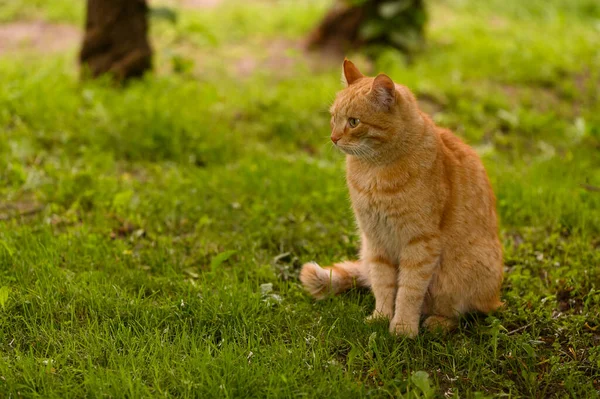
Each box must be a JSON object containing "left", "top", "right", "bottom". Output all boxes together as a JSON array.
[
  {"left": 0, "top": 0, "right": 83, "bottom": 23},
  {"left": 1, "top": 0, "right": 599, "bottom": 397}
]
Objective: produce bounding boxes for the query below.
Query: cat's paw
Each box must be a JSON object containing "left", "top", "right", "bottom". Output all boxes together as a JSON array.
[
  {"left": 365, "top": 310, "right": 392, "bottom": 323},
  {"left": 423, "top": 315, "right": 457, "bottom": 333},
  {"left": 389, "top": 318, "right": 419, "bottom": 338}
]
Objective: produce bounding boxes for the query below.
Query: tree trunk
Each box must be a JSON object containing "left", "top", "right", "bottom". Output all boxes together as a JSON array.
[
  {"left": 307, "top": 0, "right": 426, "bottom": 55},
  {"left": 80, "top": 0, "right": 152, "bottom": 81}
]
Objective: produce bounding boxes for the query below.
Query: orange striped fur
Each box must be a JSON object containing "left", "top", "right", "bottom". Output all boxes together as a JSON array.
[{"left": 300, "top": 60, "right": 503, "bottom": 337}]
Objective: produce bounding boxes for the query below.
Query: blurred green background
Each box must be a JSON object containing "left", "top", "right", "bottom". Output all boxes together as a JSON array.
[{"left": 0, "top": 0, "right": 599, "bottom": 397}]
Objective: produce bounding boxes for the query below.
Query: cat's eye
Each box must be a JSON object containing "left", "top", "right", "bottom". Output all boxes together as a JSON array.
[{"left": 348, "top": 118, "right": 360, "bottom": 128}]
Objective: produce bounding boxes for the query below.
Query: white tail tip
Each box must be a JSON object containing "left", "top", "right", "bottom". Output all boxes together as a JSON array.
[{"left": 299, "top": 262, "right": 333, "bottom": 300}]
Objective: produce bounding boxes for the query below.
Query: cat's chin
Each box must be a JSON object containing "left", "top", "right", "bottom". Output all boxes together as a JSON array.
[
  {"left": 336, "top": 146, "right": 352, "bottom": 155},
  {"left": 336, "top": 145, "right": 367, "bottom": 157}
]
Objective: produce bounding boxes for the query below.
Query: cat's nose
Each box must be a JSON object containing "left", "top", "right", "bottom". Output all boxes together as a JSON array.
[{"left": 331, "top": 134, "right": 341, "bottom": 144}]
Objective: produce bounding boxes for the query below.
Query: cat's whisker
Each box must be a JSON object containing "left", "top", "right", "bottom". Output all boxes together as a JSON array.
[{"left": 326, "top": 141, "right": 343, "bottom": 155}]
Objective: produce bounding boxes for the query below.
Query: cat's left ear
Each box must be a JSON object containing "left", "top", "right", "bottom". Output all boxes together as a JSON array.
[
  {"left": 342, "top": 59, "right": 364, "bottom": 86},
  {"left": 370, "top": 74, "right": 396, "bottom": 111}
]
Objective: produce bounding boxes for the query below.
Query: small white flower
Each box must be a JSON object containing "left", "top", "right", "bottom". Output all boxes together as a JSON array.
[{"left": 260, "top": 283, "right": 273, "bottom": 295}]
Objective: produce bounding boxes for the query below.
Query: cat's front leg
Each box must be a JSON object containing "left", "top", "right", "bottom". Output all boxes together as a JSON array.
[
  {"left": 365, "top": 255, "right": 398, "bottom": 321},
  {"left": 391, "top": 233, "right": 441, "bottom": 338}
]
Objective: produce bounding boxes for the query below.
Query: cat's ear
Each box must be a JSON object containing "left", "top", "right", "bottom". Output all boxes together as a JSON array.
[
  {"left": 342, "top": 59, "right": 364, "bottom": 86},
  {"left": 370, "top": 74, "right": 396, "bottom": 110}
]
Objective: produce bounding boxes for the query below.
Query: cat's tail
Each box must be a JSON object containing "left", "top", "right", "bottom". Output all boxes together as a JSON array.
[{"left": 300, "top": 260, "right": 370, "bottom": 300}]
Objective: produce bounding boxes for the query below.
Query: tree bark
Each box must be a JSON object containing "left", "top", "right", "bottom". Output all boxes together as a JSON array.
[
  {"left": 307, "top": 0, "right": 426, "bottom": 55},
  {"left": 80, "top": 0, "right": 152, "bottom": 81}
]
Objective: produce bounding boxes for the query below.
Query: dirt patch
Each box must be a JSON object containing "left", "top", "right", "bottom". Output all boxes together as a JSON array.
[
  {"left": 234, "top": 39, "right": 299, "bottom": 77},
  {"left": 181, "top": 0, "right": 223, "bottom": 9},
  {"left": 0, "top": 21, "right": 81, "bottom": 56},
  {"left": 233, "top": 38, "right": 354, "bottom": 79},
  {"left": 160, "top": 34, "right": 366, "bottom": 81},
  {"left": 0, "top": 201, "right": 44, "bottom": 221},
  {"left": 488, "top": 16, "right": 509, "bottom": 30}
]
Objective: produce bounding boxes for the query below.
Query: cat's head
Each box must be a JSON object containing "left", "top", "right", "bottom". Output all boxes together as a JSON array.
[{"left": 330, "top": 59, "right": 421, "bottom": 162}]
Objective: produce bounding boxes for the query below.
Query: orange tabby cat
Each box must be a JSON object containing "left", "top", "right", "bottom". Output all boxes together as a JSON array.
[{"left": 300, "top": 60, "right": 503, "bottom": 337}]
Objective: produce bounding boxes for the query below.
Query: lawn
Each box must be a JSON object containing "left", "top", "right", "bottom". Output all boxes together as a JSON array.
[{"left": 0, "top": 0, "right": 599, "bottom": 397}]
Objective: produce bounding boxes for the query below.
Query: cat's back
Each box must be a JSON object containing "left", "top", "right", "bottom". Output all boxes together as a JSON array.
[
  {"left": 433, "top": 126, "right": 503, "bottom": 313},
  {"left": 436, "top": 127, "right": 498, "bottom": 231},
  {"left": 437, "top": 128, "right": 483, "bottom": 171}
]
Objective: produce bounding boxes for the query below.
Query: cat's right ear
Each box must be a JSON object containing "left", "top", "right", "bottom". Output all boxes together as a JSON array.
[
  {"left": 342, "top": 59, "right": 364, "bottom": 86},
  {"left": 370, "top": 74, "right": 396, "bottom": 111}
]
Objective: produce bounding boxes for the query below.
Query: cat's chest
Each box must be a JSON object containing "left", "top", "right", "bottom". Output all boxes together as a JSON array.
[
  {"left": 347, "top": 167, "right": 413, "bottom": 219},
  {"left": 345, "top": 163, "right": 420, "bottom": 255},
  {"left": 351, "top": 189, "right": 404, "bottom": 229},
  {"left": 348, "top": 180, "right": 413, "bottom": 259}
]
